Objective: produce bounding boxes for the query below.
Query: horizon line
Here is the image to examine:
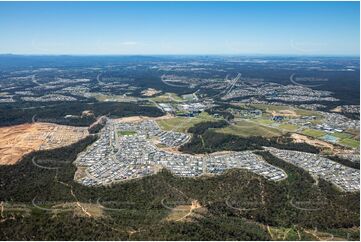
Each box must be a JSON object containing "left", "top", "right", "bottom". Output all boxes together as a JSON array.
[{"left": 0, "top": 53, "right": 360, "bottom": 58}]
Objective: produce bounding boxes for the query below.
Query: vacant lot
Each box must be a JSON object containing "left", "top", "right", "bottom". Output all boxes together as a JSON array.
[
  {"left": 301, "top": 128, "right": 359, "bottom": 149},
  {"left": 156, "top": 112, "right": 218, "bottom": 133},
  {"left": 278, "top": 124, "right": 298, "bottom": 132},
  {"left": 339, "top": 138, "right": 360, "bottom": 149},
  {"left": 86, "top": 92, "right": 138, "bottom": 102},
  {"left": 141, "top": 88, "right": 161, "bottom": 97},
  {"left": 291, "top": 133, "right": 334, "bottom": 150},
  {"left": 301, "top": 128, "right": 326, "bottom": 138},
  {"left": 216, "top": 119, "right": 283, "bottom": 138},
  {"left": 117, "top": 130, "right": 136, "bottom": 136},
  {"left": 0, "top": 122, "right": 88, "bottom": 165},
  {"left": 246, "top": 103, "right": 322, "bottom": 117},
  {"left": 149, "top": 92, "right": 184, "bottom": 102}
]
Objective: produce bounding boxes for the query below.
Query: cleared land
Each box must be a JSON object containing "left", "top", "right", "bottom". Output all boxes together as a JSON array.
[
  {"left": 330, "top": 106, "right": 342, "bottom": 113},
  {"left": 243, "top": 103, "right": 322, "bottom": 117},
  {"left": 301, "top": 128, "right": 360, "bottom": 149},
  {"left": 164, "top": 205, "right": 192, "bottom": 221},
  {"left": 291, "top": 133, "right": 334, "bottom": 150},
  {"left": 164, "top": 200, "right": 202, "bottom": 222},
  {"left": 117, "top": 130, "right": 136, "bottom": 136},
  {"left": 271, "top": 109, "right": 299, "bottom": 117},
  {"left": 86, "top": 92, "right": 137, "bottom": 102},
  {"left": 141, "top": 88, "right": 161, "bottom": 97},
  {"left": 268, "top": 226, "right": 301, "bottom": 241},
  {"left": 156, "top": 112, "right": 218, "bottom": 133},
  {"left": 216, "top": 119, "right": 283, "bottom": 138},
  {"left": 340, "top": 138, "right": 360, "bottom": 149},
  {"left": 301, "top": 128, "right": 326, "bottom": 138},
  {"left": 279, "top": 123, "right": 298, "bottom": 132},
  {"left": 114, "top": 114, "right": 173, "bottom": 124},
  {"left": 346, "top": 128, "right": 360, "bottom": 139},
  {"left": 0, "top": 122, "right": 88, "bottom": 165},
  {"left": 149, "top": 92, "right": 184, "bottom": 102}
]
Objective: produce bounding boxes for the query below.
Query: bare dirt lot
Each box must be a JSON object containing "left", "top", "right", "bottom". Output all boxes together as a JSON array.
[
  {"left": 0, "top": 122, "right": 88, "bottom": 165},
  {"left": 291, "top": 133, "right": 334, "bottom": 150},
  {"left": 330, "top": 106, "right": 342, "bottom": 113},
  {"left": 114, "top": 114, "right": 174, "bottom": 123},
  {"left": 271, "top": 109, "right": 299, "bottom": 117},
  {"left": 113, "top": 116, "right": 146, "bottom": 123},
  {"left": 164, "top": 200, "right": 202, "bottom": 222},
  {"left": 141, "top": 88, "right": 161, "bottom": 97},
  {"left": 52, "top": 202, "right": 104, "bottom": 218}
]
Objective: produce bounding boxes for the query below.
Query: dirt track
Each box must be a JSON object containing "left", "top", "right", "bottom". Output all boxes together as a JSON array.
[{"left": 0, "top": 122, "right": 88, "bottom": 165}]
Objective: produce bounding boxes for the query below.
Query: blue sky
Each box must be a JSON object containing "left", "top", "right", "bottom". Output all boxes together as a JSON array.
[{"left": 0, "top": 1, "right": 359, "bottom": 55}]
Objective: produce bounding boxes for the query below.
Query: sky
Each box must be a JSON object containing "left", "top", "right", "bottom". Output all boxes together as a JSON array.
[{"left": 0, "top": 1, "right": 359, "bottom": 56}]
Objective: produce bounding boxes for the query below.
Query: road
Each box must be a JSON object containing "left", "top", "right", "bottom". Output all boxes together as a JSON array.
[
  {"left": 96, "top": 72, "right": 105, "bottom": 85},
  {"left": 31, "top": 74, "right": 43, "bottom": 87}
]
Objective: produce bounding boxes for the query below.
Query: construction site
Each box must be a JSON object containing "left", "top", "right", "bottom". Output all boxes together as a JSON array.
[{"left": 0, "top": 122, "right": 89, "bottom": 165}]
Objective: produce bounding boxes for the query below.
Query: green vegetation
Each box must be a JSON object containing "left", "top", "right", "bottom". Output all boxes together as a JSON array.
[
  {"left": 0, "top": 99, "right": 358, "bottom": 240},
  {"left": 252, "top": 151, "right": 359, "bottom": 229},
  {"left": 326, "top": 155, "right": 360, "bottom": 170},
  {"left": 324, "top": 227, "right": 361, "bottom": 241},
  {"left": 0, "top": 132, "right": 358, "bottom": 240},
  {"left": 117, "top": 130, "right": 136, "bottom": 136},
  {"left": 0, "top": 138, "right": 271, "bottom": 240},
  {"left": 293, "top": 108, "right": 322, "bottom": 117},
  {"left": 156, "top": 112, "right": 218, "bottom": 133},
  {"left": 248, "top": 103, "right": 322, "bottom": 117},
  {"left": 279, "top": 123, "right": 298, "bottom": 132},
  {"left": 149, "top": 92, "right": 184, "bottom": 102},
  {"left": 346, "top": 128, "right": 360, "bottom": 139},
  {"left": 181, "top": 93, "right": 196, "bottom": 101},
  {"left": 0, "top": 101, "right": 164, "bottom": 127},
  {"left": 255, "top": 119, "right": 275, "bottom": 125},
  {"left": 187, "top": 120, "right": 229, "bottom": 135},
  {"left": 301, "top": 129, "right": 359, "bottom": 149},
  {"left": 340, "top": 138, "right": 360, "bottom": 149},
  {"left": 268, "top": 226, "right": 310, "bottom": 240},
  {"left": 180, "top": 121, "right": 320, "bottom": 154},
  {"left": 301, "top": 128, "right": 326, "bottom": 138},
  {"left": 332, "top": 132, "right": 353, "bottom": 139},
  {"left": 88, "top": 92, "right": 137, "bottom": 102},
  {"left": 205, "top": 105, "right": 235, "bottom": 120},
  {"left": 216, "top": 119, "right": 283, "bottom": 138}
]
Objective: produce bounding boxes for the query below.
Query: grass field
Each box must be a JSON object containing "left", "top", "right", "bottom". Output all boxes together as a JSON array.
[
  {"left": 248, "top": 118, "right": 299, "bottom": 133},
  {"left": 279, "top": 124, "right": 298, "bottom": 132},
  {"left": 156, "top": 112, "right": 218, "bottom": 133},
  {"left": 345, "top": 128, "right": 360, "bottom": 139},
  {"left": 339, "top": 138, "right": 360, "bottom": 149},
  {"left": 254, "top": 119, "right": 275, "bottom": 125},
  {"left": 88, "top": 92, "right": 137, "bottom": 102},
  {"left": 215, "top": 119, "right": 283, "bottom": 138},
  {"left": 301, "top": 129, "right": 359, "bottom": 149},
  {"left": 332, "top": 132, "right": 353, "bottom": 139},
  {"left": 117, "top": 130, "right": 136, "bottom": 136},
  {"left": 149, "top": 92, "right": 184, "bottom": 102},
  {"left": 301, "top": 128, "right": 326, "bottom": 138},
  {"left": 268, "top": 226, "right": 301, "bottom": 241},
  {"left": 248, "top": 103, "right": 322, "bottom": 117}
]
